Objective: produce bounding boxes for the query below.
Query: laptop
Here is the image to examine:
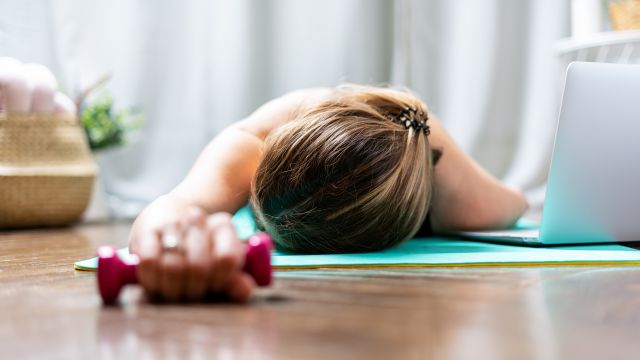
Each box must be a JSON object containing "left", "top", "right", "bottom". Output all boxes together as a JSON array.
[{"left": 459, "top": 62, "right": 640, "bottom": 246}]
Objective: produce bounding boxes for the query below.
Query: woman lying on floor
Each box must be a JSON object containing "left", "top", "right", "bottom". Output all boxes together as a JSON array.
[{"left": 129, "top": 86, "right": 528, "bottom": 302}]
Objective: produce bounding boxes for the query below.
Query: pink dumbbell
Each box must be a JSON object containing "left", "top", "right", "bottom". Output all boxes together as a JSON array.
[{"left": 97, "top": 232, "right": 273, "bottom": 304}]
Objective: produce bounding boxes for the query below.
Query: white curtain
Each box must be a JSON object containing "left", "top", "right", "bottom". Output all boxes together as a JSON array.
[{"left": 0, "top": 0, "right": 570, "bottom": 218}]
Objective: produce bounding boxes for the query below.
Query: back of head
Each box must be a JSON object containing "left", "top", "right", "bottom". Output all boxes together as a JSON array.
[{"left": 251, "top": 85, "right": 436, "bottom": 253}]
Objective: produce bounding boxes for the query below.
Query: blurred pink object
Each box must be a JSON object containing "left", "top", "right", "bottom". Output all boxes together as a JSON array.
[
  {"left": 24, "top": 63, "right": 56, "bottom": 113},
  {"left": 53, "top": 92, "right": 77, "bottom": 115},
  {"left": 0, "top": 57, "right": 76, "bottom": 114},
  {"left": 0, "top": 57, "right": 30, "bottom": 112}
]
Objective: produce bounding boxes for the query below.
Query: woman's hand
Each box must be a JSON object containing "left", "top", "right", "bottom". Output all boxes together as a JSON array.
[{"left": 129, "top": 198, "right": 255, "bottom": 302}]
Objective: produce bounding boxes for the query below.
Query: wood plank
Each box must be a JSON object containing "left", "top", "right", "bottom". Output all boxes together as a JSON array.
[{"left": 1, "top": 222, "right": 640, "bottom": 359}]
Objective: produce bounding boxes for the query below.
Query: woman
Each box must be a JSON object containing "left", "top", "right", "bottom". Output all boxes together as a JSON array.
[{"left": 128, "top": 86, "right": 528, "bottom": 302}]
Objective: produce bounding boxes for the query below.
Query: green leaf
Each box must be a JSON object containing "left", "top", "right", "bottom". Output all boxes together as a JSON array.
[{"left": 80, "top": 91, "right": 144, "bottom": 151}]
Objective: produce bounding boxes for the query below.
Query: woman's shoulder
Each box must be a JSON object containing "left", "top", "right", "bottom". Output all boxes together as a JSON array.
[{"left": 236, "top": 87, "right": 335, "bottom": 140}]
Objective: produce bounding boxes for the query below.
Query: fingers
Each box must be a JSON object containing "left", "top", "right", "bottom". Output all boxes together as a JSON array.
[
  {"left": 159, "top": 224, "right": 186, "bottom": 302},
  {"left": 183, "top": 208, "right": 210, "bottom": 301},
  {"left": 135, "top": 230, "right": 162, "bottom": 296},
  {"left": 227, "top": 272, "right": 256, "bottom": 303},
  {"left": 129, "top": 207, "right": 256, "bottom": 303},
  {"left": 207, "top": 213, "right": 244, "bottom": 293}
]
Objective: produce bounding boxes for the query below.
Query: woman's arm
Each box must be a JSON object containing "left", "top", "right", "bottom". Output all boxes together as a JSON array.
[
  {"left": 166, "top": 88, "right": 335, "bottom": 215},
  {"left": 426, "top": 113, "right": 528, "bottom": 232},
  {"left": 131, "top": 88, "right": 333, "bottom": 240},
  {"left": 129, "top": 88, "right": 333, "bottom": 302}
]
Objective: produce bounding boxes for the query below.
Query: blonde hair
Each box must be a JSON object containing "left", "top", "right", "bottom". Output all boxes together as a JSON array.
[{"left": 250, "top": 85, "right": 436, "bottom": 253}]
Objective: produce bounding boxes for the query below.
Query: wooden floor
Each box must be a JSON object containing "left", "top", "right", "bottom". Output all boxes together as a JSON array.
[{"left": 2, "top": 222, "right": 640, "bottom": 360}]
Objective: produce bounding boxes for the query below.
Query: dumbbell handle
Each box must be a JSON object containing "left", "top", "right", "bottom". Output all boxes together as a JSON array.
[{"left": 97, "top": 232, "right": 273, "bottom": 304}]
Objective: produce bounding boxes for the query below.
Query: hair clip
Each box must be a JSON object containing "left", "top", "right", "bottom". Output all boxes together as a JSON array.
[{"left": 389, "top": 106, "right": 430, "bottom": 135}]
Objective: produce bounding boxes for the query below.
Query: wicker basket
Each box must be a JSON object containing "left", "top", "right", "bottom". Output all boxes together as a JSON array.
[
  {"left": 610, "top": 0, "right": 640, "bottom": 31},
  {"left": 0, "top": 113, "right": 98, "bottom": 228}
]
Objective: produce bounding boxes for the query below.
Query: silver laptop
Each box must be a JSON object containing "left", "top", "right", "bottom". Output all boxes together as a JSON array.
[{"left": 460, "top": 62, "right": 640, "bottom": 246}]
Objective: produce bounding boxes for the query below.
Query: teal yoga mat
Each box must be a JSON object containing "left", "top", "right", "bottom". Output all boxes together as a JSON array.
[{"left": 74, "top": 207, "right": 640, "bottom": 270}]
